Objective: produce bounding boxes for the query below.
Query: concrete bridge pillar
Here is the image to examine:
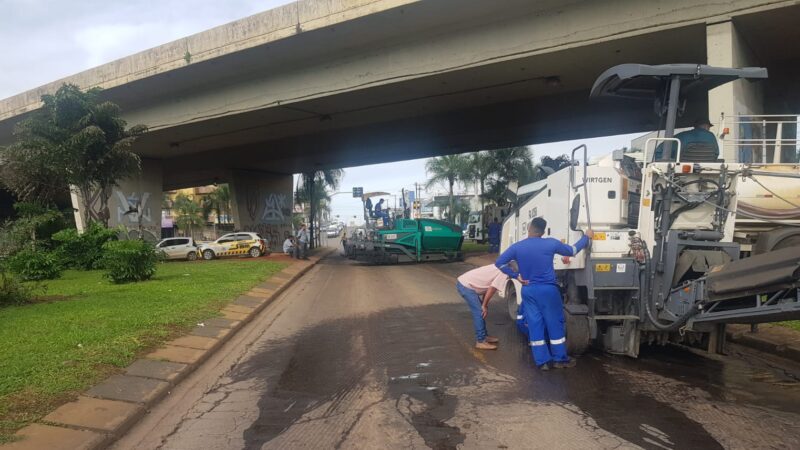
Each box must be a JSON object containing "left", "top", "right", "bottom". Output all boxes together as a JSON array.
[
  {"left": 707, "top": 20, "right": 765, "bottom": 162},
  {"left": 228, "top": 170, "right": 293, "bottom": 251},
  {"left": 70, "top": 158, "right": 163, "bottom": 241}
]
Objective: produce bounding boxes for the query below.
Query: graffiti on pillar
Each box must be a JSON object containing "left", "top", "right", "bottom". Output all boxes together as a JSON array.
[
  {"left": 80, "top": 187, "right": 112, "bottom": 224},
  {"left": 245, "top": 187, "right": 260, "bottom": 222},
  {"left": 111, "top": 190, "right": 160, "bottom": 242},
  {"left": 251, "top": 223, "right": 293, "bottom": 250},
  {"left": 115, "top": 190, "right": 153, "bottom": 224},
  {"left": 261, "top": 193, "right": 289, "bottom": 224}
]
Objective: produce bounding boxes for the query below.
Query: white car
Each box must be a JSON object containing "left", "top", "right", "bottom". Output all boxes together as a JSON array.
[
  {"left": 156, "top": 237, "right": 199, "bottom": 261},
  {"left": 326, "top": 226, "right": 340, "bottom": 238},
  {"left": 198, "top": 232, "right": 268, "bottom": 260}
]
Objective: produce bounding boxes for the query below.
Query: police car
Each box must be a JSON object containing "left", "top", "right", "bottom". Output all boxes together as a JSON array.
[{"left": 198, "top": 232, "right": 268, "bottom": 260}]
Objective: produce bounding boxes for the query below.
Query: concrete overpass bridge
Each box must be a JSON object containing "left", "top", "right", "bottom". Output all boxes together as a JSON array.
[{"left": 1, "top": 0, "right": 799, "bottom": 241}]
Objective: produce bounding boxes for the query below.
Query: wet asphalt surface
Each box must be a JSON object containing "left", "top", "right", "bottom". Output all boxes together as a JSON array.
[{"left": 118, "top": 251, "right": 800, "bottom": 449}]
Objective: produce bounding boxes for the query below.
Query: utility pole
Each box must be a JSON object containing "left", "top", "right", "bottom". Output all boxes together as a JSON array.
[{"left": 308, "top": 174, "right": 315, "bottom": 250}]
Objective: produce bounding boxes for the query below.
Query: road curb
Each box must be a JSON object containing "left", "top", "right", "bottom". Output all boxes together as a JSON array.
[
  {"left": 5, "top": 249, "right": 335, "bottom": 450},
  {"left": 727, "top": 324, "right": 800, "bottom": 362}
]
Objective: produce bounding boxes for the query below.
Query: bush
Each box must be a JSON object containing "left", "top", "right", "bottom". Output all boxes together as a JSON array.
[
  {"left": 101, "top": 240, "right": 160, "bottom": 283},
  {"left": 0, "top": 203, "right": 70, "bottom": 257},
  {"left": 0, "top": 270, "right": 34, "bottom": 307},
  {"left": 6, "top": 247, "right": 62, "bottom": 281},
  {"left": 52, "top": 222, "right": 117, "bottom": 270}
]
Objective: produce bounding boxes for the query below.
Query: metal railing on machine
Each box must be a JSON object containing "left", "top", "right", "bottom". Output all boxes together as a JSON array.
[{"left": 719, "top": 114, "right": 800, "bottom": 164}]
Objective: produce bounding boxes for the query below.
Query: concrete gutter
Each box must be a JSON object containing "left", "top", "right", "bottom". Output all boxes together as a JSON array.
[{"left": 5, "top": 248, "right": 335, "bottom": 450}]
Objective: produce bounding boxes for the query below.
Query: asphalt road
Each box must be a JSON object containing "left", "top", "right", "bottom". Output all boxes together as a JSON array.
[{"left": 115, "top": 251, "right": 800, "bottom": 450}]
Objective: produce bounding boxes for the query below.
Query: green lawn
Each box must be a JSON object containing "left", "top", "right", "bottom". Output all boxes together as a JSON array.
[
  {"left": 0, "top": 258, "right": 285, "bottom": 442},
  {"left": 461, "top": 241, "right": 490, "bottom": 254},
  {"left": 777, "top": 321, "right": 800, "bottom": 332}
]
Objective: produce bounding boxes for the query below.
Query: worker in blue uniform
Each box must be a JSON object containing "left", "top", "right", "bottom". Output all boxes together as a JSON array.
[
  {"left": 374, "top": 198, "right": 389, "bottom": 226},
  {"left": 496, "top": 217, "right": 592, "bottom": 370},
  {"left": 515, "top": 301, "right": 529, "bottom": 337},
  {"left": 487, "top": 217, "right": 502, "bottom": 253},
  {"left": 654, "top": 117, "right": 719, "bottom": 161}
]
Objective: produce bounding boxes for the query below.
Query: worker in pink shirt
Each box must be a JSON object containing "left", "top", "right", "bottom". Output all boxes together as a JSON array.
[{"left": 456, "top": 263, "right": 513, "bottom": 350}]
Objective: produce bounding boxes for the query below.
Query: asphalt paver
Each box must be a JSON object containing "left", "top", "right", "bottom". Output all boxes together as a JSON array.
[{"left": 114, "top": 252, "right": 800, "bottom": 450}]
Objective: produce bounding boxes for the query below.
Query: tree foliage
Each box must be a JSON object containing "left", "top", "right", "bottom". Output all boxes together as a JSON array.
[
  {"left": 0, "top": 84, "right": 147, "bottom": 226},
  {"left": 0, "top": 202, "right": 66, "bottom": 257},
  {"left": 425, "top": 154, "right": 470, "bottom": 222},
  {"left": 454, "top": 146, "right": 536, "bottom": 207},
  {"left": 173, "top": 193, "right": 205, "bottom": 238},
  {"left": 201, "top": 184, "right": 232, "bottom": 224},
  {"left": 295, "top": 169, "right": 343, "bottom": 245}
]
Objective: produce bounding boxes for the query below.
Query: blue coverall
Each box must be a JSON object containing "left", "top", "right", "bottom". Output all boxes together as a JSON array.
[
  {"left": 653, "top": 127, "right": 719, "bottom": 161},
  {"left": 374, "top": 201, "right": 389, "bottom": 225},
  {"left": 496, "top": 235, "right": 590, "bottom": 367},
  {"left": 515, "top": 301, "right": 529, "bottom": 337},
  {"left": 487, "top": 222, "right": 502, "bottom": 253}
]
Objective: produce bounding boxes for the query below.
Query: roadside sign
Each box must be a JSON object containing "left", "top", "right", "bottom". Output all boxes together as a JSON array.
[{"left": 352, "top": 187, "right": 363, "bottom": 198}]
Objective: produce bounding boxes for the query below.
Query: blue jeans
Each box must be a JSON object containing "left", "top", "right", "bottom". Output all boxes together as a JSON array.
[
  {"left": 489, "top": 238, "right": 500, "bottom": 253},
  {"left": 456, "top": 281, "right": 487, "bottom": 342}
]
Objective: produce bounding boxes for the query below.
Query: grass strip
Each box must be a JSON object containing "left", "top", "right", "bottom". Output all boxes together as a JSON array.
[{"left": 0, "top": 258, "right": 285, "bottom": 442}]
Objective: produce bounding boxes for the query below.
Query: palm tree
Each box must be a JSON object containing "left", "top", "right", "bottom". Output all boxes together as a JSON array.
[
  {"left": 425, "top": 154, "right": 469, "bottom": 222},
  {"left": 295, "top": 169, "right": 344, "bottom": 247},
  {"left": 215, "top": 184, "right": 231, "bottom": 223},
  {"left": 2, "top": 84, "right": 146, "bottom": 227},
  {"left": 483, "top": 147, "right": 536, "bottom": 205},
  {"left": 491, "top": 146, "right": 535, "bottom": 183},
  {"left": 462, "top": 151, "right": 496, "bottom": 212},
  {"left": 173, "top": 193, "right": 205, "bottom": 238},
  {"left": 199, "top": 183, "right": 232, "bottom": 224}
]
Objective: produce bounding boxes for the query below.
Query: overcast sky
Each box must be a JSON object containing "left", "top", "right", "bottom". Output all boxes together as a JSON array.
[{"left": 1, "top": 0, "right": 641, "bottom": 223}]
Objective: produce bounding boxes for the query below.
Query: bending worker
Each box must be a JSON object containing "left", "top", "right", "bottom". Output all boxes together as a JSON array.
[
  {"left": 455, "top": 263, "right": 510, "bottom": 350},
  {"left": 496, "top": 217, "right": 592, "bottom": 371}
]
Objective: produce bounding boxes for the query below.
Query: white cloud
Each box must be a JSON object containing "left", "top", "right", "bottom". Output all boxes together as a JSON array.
[{"left": 0, "top": 0, "right": 294, "bottom": 99}]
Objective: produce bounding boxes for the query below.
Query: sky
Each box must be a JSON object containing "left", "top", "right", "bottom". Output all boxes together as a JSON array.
[
  {"left": 1, "top": 0, "right": 643, "bottom": 224},
  {"left": 329, "top": 133, "right": 640, "bottom": 223},
  {"left": 0, "top": 0, "right": 295, "bottom": 99}
]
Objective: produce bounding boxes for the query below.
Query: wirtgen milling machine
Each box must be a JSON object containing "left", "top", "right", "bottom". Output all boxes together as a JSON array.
[{"left": 501, "top": 64, "right": 800, "bottom": 357}]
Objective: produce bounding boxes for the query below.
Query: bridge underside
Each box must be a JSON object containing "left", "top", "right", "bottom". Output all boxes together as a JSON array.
[
  {"left": 1, "top": 2, "right": 799, "bottom": 190},
  {"left": 146, "top": 24, "right": 710, "bottom": 189},
  {"left": 2, "top": 0, "right": 800, "bottom": 238}
]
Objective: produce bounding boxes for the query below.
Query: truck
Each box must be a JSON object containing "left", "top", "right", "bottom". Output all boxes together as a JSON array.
[
  {"left": 718, "top": 114, "right": 800, "bottom": 256},
  {"left": 500, "top": 64, "right": 800, "bottom": 357},
  {"left": 463, "top": 205, "right": 509, "bottom": 244}
]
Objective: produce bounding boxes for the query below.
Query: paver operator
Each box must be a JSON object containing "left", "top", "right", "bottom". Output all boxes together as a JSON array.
[
  {"left": 495, "top": 217, "right": 593, "bottom": 371},
  {"left": 456, "top": 264, "right": 510, "bottom": 350}
]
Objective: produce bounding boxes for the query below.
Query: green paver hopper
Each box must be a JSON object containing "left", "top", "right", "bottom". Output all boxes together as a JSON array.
[{"left": 344, "top": 218, "right": 463, "bottom": 264}]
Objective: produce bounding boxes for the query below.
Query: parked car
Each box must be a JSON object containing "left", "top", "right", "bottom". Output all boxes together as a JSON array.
[
  {"left": 198, "top": 232, "right": 268, "bottom": 260},
  {"left": 326, "top": 225, "right": 340, "bottom": 238},
  {"left": 156, "top": 237, "right": 199, "bottom": 261}
]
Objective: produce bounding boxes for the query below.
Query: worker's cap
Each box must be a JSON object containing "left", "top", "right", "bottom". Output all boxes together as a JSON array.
[{"left": 693, "top": 117, "right": 713, "bottom": 127}]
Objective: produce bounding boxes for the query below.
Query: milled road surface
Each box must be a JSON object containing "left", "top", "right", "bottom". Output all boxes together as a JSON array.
[{"left": 115, "top": 252, "right": 800, "bottom": 449}]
